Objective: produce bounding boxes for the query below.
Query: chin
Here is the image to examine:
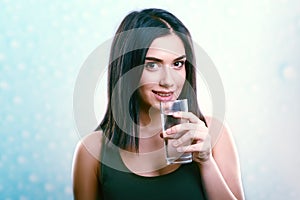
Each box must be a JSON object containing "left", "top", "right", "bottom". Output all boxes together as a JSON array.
[
  {"left": 150, "top": 101, "right": 160, "bottom": 111},
  {"left": 149, "top": 101, "right": 161, "bottom": 111}
]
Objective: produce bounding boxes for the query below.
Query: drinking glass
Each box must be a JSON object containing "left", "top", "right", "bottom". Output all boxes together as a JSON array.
[{"left": 160, "top": 99, "right": 192, "bottom": 164}]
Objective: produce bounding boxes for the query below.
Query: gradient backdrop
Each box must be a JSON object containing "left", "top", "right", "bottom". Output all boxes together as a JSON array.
[{"left": 1, "top": 0, "right": 299, "bottom": 199}]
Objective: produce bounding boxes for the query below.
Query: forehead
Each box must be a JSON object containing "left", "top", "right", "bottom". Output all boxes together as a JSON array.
[{"left": 147, "top": 34, "right": 185, "bottom": 56}]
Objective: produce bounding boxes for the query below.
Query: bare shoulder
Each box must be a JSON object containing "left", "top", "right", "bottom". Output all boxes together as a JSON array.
[
  {"left": 73, "top": 131, "right": 103, "bottom": 163},
  {"left": 204, "top": 116, "right": 233, "bottom": 149},
  {"left": 204, "top": 115, "right": 240, "bottom": 167},
  {"left": 72, "top": 131, "right": 104, "bottom": 199},
  {"left": 72, "top": 131, "right": 104, "bottom": 179}
]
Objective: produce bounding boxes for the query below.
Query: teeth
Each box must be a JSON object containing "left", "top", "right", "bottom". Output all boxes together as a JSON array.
[{"left": 157, "top": 93, "right": 171, "bottom": 97}]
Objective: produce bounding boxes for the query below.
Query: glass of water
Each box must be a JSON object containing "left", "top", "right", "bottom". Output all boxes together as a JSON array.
[{"left": 160, "top": 99, "right": 192, "bottom": 164}]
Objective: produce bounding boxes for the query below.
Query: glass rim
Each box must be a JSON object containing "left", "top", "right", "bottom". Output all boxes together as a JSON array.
[{"left": 160, "top": 98, "right": 188, "bottom": 105}]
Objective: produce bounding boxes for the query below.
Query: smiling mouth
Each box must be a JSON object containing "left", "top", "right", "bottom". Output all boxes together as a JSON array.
[{"left": 152, "top": 91, "right": 173, "bottom": 97}]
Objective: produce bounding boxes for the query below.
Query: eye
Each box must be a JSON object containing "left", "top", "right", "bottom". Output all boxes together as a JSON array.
[
  {"left": 172, "top": 60, "right": 185, "bottom": 69},
  {"left": 144, "top": 62, "right": 160, "bottom": 71}
]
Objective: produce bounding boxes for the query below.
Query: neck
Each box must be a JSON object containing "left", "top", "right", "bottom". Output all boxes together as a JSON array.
[{"left": 139, "top": 106, "right": 162, "bottom": 139}]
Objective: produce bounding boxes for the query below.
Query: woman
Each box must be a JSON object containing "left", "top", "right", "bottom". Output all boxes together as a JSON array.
[{"left": 72, "top": 8, "right": 245, "bottom": 200}]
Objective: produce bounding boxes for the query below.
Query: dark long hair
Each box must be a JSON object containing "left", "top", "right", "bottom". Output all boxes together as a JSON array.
[{"left": 96, "top": 8, "right": 206, "bottom": 151}]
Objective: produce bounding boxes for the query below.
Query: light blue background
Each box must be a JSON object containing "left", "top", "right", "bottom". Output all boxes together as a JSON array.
[{"left": 1, "top": 0, "right": 299, "bottom": 199}]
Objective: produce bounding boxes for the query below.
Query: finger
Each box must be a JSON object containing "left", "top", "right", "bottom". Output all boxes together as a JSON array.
[
  {"left": 193, "top": 150, "right": 212, "bottom": 163},
  {"left": 165, "top": 122, "right": 207, "bottom": 135},
  {"left": 176, "top": 142, "right": 205, "bottom": 153},
  {"left": 176, "top": 133, "right": 211, "bottom": 152},
  {"left": 173, "top": 111, "right": 204, "bottom": 124},
  {"left": 172, "top": 130, "right": 207, "bottom": 147},
  {"left": 176, "top": 138, "right": 211, "bottom": 153}
]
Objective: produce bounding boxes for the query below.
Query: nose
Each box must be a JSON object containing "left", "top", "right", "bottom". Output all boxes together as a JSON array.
[{"left": 159, "top": 66, "right": 174, "bottom": 88}]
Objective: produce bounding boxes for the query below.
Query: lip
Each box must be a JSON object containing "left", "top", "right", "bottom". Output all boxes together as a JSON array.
[{"left": 152, "top": 90, "right": 174, "bottom": 102}]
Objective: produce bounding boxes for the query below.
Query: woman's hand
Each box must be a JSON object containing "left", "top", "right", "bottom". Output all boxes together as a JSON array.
[
  {"left": 165, "top": 112, "right": 245, "bottom": 199},
  {"left": 164, "top": 111, "right": 212, "bottom": 163}
]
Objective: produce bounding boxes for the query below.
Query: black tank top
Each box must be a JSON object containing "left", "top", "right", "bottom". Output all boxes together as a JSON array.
[{"left": 100, "top": 142, "right": 207, "bottom": 200}]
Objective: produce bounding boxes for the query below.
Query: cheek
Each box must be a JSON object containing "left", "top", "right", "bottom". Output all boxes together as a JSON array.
[
  {"left": 139, "top": 71, "right": 159, "bottom": 90},
  {"left": 138, "top": 84, "right": 153, "bottom": 97},
  {"left": 177, "top": 69, "right": 186, "bottom": 87},
  {"left": 140, "top": 71, "right": 150, "bottom": 86}
]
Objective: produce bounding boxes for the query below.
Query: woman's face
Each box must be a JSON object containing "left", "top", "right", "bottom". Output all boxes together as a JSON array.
[{"left": 138, "top": 34, "right": 186, "bottom": 111}]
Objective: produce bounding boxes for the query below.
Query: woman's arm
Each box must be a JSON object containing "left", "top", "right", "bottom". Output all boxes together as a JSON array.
[
  {"left": 198, "top": 120, "right": 245, "bottom": 200},
  {"left": 72, "top": 132, "right": 103, "bottom": 200},
  {"left": 166, "top": 114, "right": 245, "bottom": 199}
]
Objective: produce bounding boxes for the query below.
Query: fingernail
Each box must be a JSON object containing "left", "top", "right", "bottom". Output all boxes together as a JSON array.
[
  {"left": 165, "top": 129, "right": 171, "bottom": 134},
  {"left": 173, "top": 112, "right": 180, "bottom": 117}
]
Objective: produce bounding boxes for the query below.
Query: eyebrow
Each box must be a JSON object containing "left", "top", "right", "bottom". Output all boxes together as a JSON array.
[{"left": 145, "top": 55, "right": 186, "bottom": 62}]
